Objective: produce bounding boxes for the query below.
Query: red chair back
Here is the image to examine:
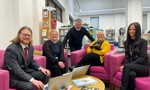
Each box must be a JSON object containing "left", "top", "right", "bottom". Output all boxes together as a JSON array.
[{"left": 0, "top": 50, "right": 5, "bottom": 68}]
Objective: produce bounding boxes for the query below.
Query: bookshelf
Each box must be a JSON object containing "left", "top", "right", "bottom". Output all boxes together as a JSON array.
[
  {"left": 59, "top": 26, "right": 71, "bottom": 55},
  {"left": 42, "top": 7, "right": 57, "bottom": 44}
]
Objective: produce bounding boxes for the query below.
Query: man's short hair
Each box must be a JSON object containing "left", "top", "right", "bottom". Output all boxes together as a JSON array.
[{"left": 74, "top": 18, "right": 82, "bottom": 23}]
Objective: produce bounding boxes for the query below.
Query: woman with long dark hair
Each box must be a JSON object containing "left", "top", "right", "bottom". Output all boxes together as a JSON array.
[{"left": 120, "top": 22, "right": 149, "bottom": 90}]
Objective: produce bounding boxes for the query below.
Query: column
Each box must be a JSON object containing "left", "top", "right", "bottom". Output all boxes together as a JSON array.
[
  {"left": 147, "top": 13, "right": 150, "bottom": 31},
  {"left": 62, "top": 10, "right": 70, "bottom": 25},
  {"left": 126, "top": 0, "right": 142, "bottom": 27}
]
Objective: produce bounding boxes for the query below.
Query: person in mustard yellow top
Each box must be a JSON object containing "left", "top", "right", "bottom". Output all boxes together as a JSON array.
[{"left": 70, "top": 31, "right": 110, "bottom": 71}]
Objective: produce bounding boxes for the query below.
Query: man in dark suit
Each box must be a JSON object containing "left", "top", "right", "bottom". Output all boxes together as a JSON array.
[{"left": 2, "top": 26, "right": 50, "bottom": 90}]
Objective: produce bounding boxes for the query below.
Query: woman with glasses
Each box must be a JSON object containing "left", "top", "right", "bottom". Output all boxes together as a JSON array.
[{"left": 69, "top": 31, "right": 110, "bottom": 73}]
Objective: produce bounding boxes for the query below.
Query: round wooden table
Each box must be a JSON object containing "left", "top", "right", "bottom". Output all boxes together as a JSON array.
[{"left": 70, "top": 75, "right": 105, "bottom": 90}]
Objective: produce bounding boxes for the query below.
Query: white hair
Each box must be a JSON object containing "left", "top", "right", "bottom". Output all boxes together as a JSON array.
[{"left": 74, "top": 18, "right": 82, "bottom": 24}]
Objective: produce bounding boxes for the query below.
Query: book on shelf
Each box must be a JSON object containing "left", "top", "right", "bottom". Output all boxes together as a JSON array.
[
  {"left": 72, "top": 77, "right": 97, "bottom": 87},
  {"left": 80, "top": 86, "right": 99, "bottom": 90}
]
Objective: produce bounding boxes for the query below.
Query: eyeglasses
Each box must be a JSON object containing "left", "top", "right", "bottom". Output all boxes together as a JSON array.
[{"left": 21, "top": 33, "right": 32, "bottom": 38}]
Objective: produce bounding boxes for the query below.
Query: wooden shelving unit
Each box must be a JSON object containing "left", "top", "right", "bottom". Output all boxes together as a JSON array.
[{"left": 41, "top": 7, "right": 57, "bottom": 43}]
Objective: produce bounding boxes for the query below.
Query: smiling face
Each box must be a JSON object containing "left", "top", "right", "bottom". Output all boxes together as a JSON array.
[
  {"left": 75, "top": 21, "right": 82, "bottom": 31},
  {"left": 129, "top": 24, "right": 136, "bottom": 39},
  {"left": 19, "top": 29, "right": 32, "bottom": 45},
  {"left": 97, "top": 32, "right": 104, "bottom": 42},
  {"left": 50, "top": 30, "right": 58, "bottom": 42}
]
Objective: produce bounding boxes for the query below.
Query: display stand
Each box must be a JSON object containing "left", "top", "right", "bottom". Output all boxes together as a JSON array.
[
  {"left": 42, "top": 7, "right": 57, "bottom": 43},
  {"left": 106, "top": 29, "right": 115, "bottom": 43}
]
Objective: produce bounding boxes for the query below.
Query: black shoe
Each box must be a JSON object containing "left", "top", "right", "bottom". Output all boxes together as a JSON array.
[{"left": 68, "top": 66, "right": 75, "bottom": 72}]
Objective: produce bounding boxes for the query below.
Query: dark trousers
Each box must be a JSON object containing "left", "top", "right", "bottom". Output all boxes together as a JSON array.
[
  {"left": 76, "top": 53, "right": 104, "bottom": 67},
  {"left": 70, "top": 46, "right": 81, "bottom": 52},
  {"left": 121, "top": 63, "right": 149, "bottom": 90},
  {"left": 12, "top": 70, "right": 49, "bottom": 90},
  {"left": 76, "top": 53, "right": 104, "bottom": 74},
  {"left": 49, "top": 65, "right": 66, "bottom": 77}
]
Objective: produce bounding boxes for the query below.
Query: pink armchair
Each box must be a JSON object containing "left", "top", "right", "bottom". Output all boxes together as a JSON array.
[
  {"left": 110, "top": 54, "right": 150, "bottom": 90},
  {"left": 70, "top": 44, "right": 118, "bottom": 81},
  {"left": 148, "top": 45, "right": 150, "bottom": 50},
  {"left": 33, "top": 45, "right": 68, "bottom": 70},
  {"left": 33, "top": 45, "right": 43, "bottom": 51},
  {"left": 0, "top": 50, "right": 46, "bottom": 90},
  {"left": 70, "top": 43, "right": 94, "bottom": 66}
]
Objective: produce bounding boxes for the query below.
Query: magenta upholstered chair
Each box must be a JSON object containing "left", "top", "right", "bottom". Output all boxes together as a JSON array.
[
  {"left": 148, "top": 45, "right": 150, "bottom": 50},
  {"left": 33, "top": 55, "right": 46, "bottom": 68},
  {"left": 33, "top": 44, "right": 43, "bottom": 51},
  {"left": 110, "top": 54, "right": 150, "bottom": 90},
  {"left": 70, "top": 44, "right": 118, "bottom": 81},
  {"left": 0, "top": 50, "right": 46, "bottom": 90},
  {"left": 0, "top": 50, "right": 15, "bottom": 90},
  {"left": 70, "top": 43, "right": 90, "bottom": 66},
  {"left": 90, "top": 44, "right": 117, "bottom": 81},
  {"left": 33, "top": 45, "right": 68, "bottom": 70}
]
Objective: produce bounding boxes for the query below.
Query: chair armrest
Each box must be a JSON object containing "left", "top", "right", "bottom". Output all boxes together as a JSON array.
[
  {"left": 33, "top": 55, "right": 46, "bottom": 69},
  {"left": 0, "top": 69, "right": 9, "bottom": 90},
  {"left": 70, "top": 49, "right": 87, "bottom": 66},
  {"left": 64, "top": 50, "right": 68, "bottom": 70},
  {"left": 104, "top": 50, "right": 118, "bottom": 73},
  {"left": 33, "top": 45, "right": 42, "bottom": 51},
  {"left": 110, "top": 54, "right": 125, "bottom": 82}
]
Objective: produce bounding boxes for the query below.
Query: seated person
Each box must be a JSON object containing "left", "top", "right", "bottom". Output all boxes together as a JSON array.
[
  {"left": 2, "top": 26, "right": 50, "bottom": 90},
  {"left": 42, "top": 30, "right": 66, "bottom": 77},
  {"left": 70, "top": 31, "right": 110, "bottom": 71},
  {"left": 120, "top": 22, "right": 149, "bottom": 90}
]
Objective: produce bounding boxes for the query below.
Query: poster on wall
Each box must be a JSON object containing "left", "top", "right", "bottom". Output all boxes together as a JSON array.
[
  {"left": 42, "top": 29, "right": 47, "bottom": 37},
  {"left": 42, "top": 9, "right": 49, "bottom": 18}
]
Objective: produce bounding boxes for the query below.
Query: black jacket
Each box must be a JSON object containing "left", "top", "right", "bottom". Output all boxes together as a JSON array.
[
  {"left": 42, "top": 40, "right": 65, "bottom": 68},
  {"left": 63, "top": 26, "right": 94, "bottom": 48},
  {"left": 124, "top": 38, "right": 149, "bottom": 65}
]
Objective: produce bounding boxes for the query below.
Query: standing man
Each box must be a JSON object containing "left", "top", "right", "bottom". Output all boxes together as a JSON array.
[
  {"left": 2, "top": 26, "right": 50, "bottom": 90},
  {"left": 63, "top": 18, "right": 95, "bottom": 52}
]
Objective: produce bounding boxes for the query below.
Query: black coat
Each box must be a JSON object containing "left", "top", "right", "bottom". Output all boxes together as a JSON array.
[
  {"left": 42, "top": 40, "right": 65, "bottom": 69},
  {"left": 124, "top": 38, "right": 149, "bottom": 65}
]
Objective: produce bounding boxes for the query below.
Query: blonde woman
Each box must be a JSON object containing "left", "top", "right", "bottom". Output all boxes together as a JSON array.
[
  {"left": 42, "top": 30, "right": 66, "bottom": 77},
  {"left": 69, "top": 31, "right": 110, "bottom": 72}
]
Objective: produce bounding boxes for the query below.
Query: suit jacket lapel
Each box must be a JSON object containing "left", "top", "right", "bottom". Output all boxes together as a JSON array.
[
  {"left": 17, "top": 43, "right": 28, "bottom": 66},
  {"left": 28, "top": 46, "right": 32, "bottom": 64}
]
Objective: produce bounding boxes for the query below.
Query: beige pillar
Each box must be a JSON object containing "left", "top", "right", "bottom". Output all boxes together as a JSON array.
[{"left": 126, "top": 0, "right": 142, "bottom": 28}]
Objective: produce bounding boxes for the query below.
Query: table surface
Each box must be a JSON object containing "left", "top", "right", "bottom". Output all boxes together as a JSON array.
[{"left": 70, "top": 75, "right": 105, "bottom": 90}]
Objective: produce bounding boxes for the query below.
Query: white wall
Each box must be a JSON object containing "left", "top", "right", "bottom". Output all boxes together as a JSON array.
[
  {"left": 0, "top": 0, "right": 75, "bottom": 49},
  {"left": 0, "top": 0, "right": 13, "bottom": 49},
  {"left": 79, "top": 13, "right": 125, "bottom": 41},
  {"left": 57, "top": 0, "right": 75, "bottom": 25},
  {"left": 32, "top": 0, "right": 45, "bottom": 45},
  {"left": 0, "top": 0, "right": 45, "bottom": 49},
  {"left": 147, "top": 13, "right": 150, "bottom": 31}
]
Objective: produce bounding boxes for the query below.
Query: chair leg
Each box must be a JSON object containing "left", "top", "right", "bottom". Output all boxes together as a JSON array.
[{"left": 110, "top": 83, "right": 114, "bottom": 90}]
